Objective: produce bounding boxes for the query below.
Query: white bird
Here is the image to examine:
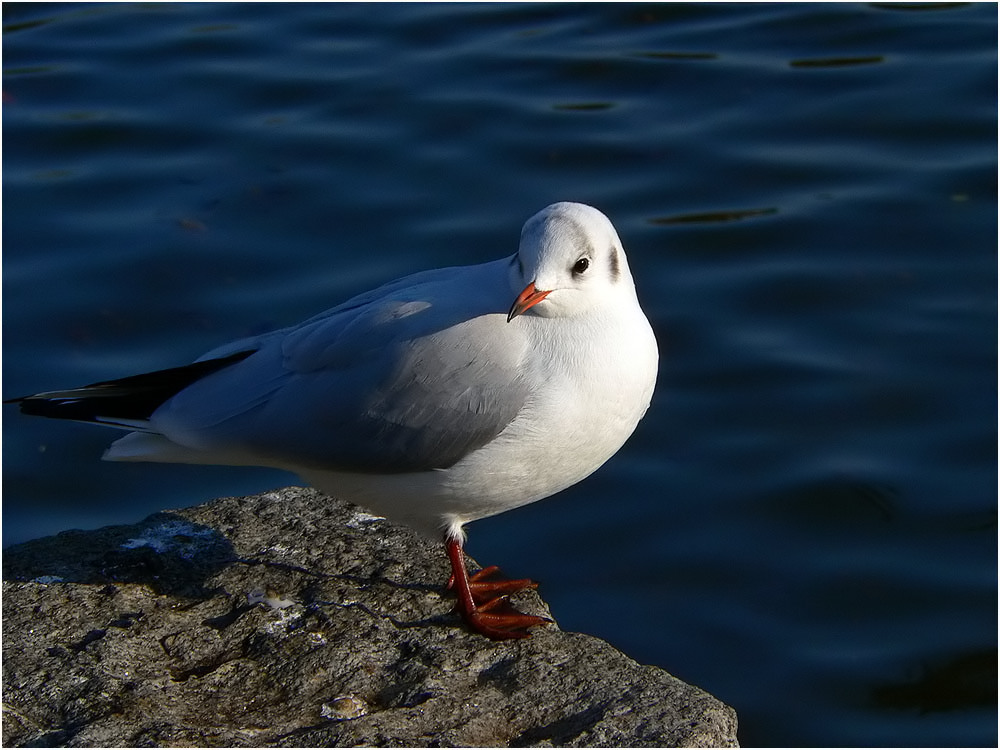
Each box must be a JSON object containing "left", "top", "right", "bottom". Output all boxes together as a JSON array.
[{"left": 9, "top": 202, "right": 659, "bottom": 639}]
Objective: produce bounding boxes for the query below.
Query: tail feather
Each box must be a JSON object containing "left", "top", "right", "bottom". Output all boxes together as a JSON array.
[{"left": 7, "top": 349, "right": 255, "bottom": 428}]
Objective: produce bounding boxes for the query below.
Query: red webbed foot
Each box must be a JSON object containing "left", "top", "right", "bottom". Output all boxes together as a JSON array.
[
  {"left": 444, "top": 536, "right": 552, "bottom": 640},
  {"left": 458, "top": 593, "right": 552, "bottom": 640}
]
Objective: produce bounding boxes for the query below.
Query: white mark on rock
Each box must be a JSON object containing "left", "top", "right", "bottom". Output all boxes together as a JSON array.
[
  {"left": 321, "top": 695, "right": 368, "bottom": 721},
  {"left": 32, "top": 575, "right": 65, "bottom": 584},
  {"left": 248, "top": 586, "right": 296, "bottom": 610},
  {"left": 121, "top": 520, "right": 217, "bottom": 559},
  {"left": 346, "top": 511, "right": 385, "bottom": 529}
]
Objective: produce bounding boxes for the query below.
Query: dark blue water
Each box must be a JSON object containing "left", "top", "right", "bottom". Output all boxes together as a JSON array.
[{"left": 4, "top": 3, "right": 996, "bottom": 746}]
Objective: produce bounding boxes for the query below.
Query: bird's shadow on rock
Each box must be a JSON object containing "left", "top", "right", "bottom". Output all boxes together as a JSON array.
[
  {"left": 3, "top": 509, "right": 451, "bottom": 626},
  {"left": 2, "top": 512, "right": 238, "bottom": 599}
]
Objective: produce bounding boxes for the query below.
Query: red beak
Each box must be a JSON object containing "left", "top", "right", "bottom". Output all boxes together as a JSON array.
[{"left": 507, "top": 282, "right": 551, "bottom": 322}]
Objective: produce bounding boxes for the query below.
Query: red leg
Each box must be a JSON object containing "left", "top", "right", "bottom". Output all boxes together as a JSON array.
[{"left": 445, "top": 536, "right": 551, "bottom": 640}]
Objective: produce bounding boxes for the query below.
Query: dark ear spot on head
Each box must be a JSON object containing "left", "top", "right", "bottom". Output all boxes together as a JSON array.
[{"left": 608, "top": 246, "right": 621, "bottom": 282}]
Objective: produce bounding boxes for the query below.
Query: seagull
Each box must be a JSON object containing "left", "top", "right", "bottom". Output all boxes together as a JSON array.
[{"left": 8, "top": 202, "right": 659, "bottom": 640}]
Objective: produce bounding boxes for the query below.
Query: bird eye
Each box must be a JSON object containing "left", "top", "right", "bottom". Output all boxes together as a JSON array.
[{"left": 572, "top": 257, "right": 590, "bottom": 275}]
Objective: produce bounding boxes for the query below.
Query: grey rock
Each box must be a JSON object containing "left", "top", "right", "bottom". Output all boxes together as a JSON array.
[{"left": 2, "top": 487, "right": 738, "bottom": 747}]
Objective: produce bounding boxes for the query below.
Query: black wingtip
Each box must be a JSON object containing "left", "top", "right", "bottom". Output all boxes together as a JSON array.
[
  {"left": 6, "top": 349, "right": 256, "bottom": 424},
  {"left": 13, "top": 393, "right": 102, "bottom": 421}
]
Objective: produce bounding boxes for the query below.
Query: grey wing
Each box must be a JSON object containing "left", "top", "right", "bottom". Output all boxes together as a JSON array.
[
  {"left": 151, "top": 268, "right": 528, "bottom": 473},
  {"left": 333, "top": 315, "right": 530, "bottom": 472}
]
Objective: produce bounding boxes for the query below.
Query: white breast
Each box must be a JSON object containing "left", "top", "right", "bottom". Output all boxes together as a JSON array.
[{"left": 302, "top": 298, "right": 658, "bottom": 539}]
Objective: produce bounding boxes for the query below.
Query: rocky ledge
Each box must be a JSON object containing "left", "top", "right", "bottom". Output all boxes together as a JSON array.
[{"left": 2, "top": 487, "right": 738, "bottom": 747}]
